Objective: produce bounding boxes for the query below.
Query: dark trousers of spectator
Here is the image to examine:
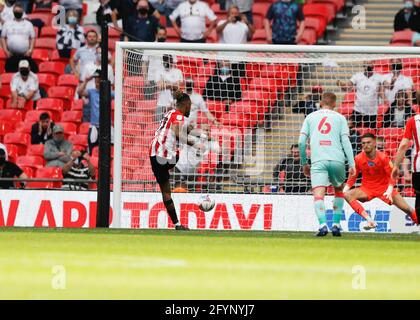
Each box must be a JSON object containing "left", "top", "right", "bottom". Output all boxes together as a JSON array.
[
  {"left": 273, "top": 39, "right": 296, "bottom": 45},
  {"left": 352, "top": 110, "right": 377, "bottom": 129},
  {"left": 58, "top": 48, "right": 73, "bottom": 59},
  {"left": 5, "top": 55, "right": 38, "bottom": 73},
  {"left": 242, "top": 11, "right": 253, "bottom": 24},
  {"left": 181, "top": 38, "right": 206, "bottom": 43}
]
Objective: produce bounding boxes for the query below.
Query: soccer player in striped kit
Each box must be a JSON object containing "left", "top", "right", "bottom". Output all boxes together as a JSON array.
[
  {"left": 392, "top": 113, "right": 420, "bottom": 233},
  {"left": 150, "top": 90, "right": 204, "bottom": 230},
  {"left": 298, "top": 92, "right": 356, "bottom": 237}
]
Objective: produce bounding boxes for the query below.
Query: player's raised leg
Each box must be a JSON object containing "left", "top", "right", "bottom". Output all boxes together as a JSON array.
[{"left": 344, "top": 188, "right": 377, "bottom": 229}]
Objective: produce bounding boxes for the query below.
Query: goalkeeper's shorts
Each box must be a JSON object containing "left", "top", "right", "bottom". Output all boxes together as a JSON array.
[
  {"left": 310, "top": 160, "right": 346, "bottom": 189},
  {"left": 359, "top": 186, "right": 399, "bottom": 205}
]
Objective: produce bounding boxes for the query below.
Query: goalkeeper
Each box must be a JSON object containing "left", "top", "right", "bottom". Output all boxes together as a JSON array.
[{"left": 298, "top": 92, "right": 355, "bottom": 237}]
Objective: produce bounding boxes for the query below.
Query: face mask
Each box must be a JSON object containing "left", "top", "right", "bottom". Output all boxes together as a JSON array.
[
  {"left": 138, "top": 7, "right": 148, "bottom": 15},
  {"left": 68, "top": 16, "right": 78, "bottom": 25},
  {"left": 365, "top": 66, "right": 373, "bottom": 73},
  {"left": 53, "top": 136, "right": 64, "bottom": 143},
  {"left": 13, "top": 11, "right": 23, "bottom": 19},
  {"left": 20, "top": 68, "right": 29, "bottom": 77},
  {"left": 8, "top": 0, "right": 16, "bottom": 5},
  {"left": 405, "top": 1, "right": 414, "bottom": 9},
  {"left": 0, "top": 157, "right": 5, "bottom": 166},
  {"left": 186, "top": 83, "right": 193, "bottom": 93},
  {"left": 157, "top": 37, "right": 166, "bottom": 42},
  {"left": 220, "top": 67, "right": 230, "bottom": 75},
  {"left": 234, "top": 15, "right": 241, "bottom": 22}
]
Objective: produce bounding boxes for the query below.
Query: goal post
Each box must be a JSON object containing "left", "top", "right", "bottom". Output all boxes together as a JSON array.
[{"left": 112, "top": 42, "right": 420, "bottom": 230}]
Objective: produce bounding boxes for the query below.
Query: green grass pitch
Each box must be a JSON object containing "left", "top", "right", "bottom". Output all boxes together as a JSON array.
[{"left": 0, "top": 228, "right": 419, "bottom": 299}]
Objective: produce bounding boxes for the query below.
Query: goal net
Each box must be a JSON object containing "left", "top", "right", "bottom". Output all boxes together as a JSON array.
[{"left": 113, "top": 43, "right": 420, "bottom": 229}]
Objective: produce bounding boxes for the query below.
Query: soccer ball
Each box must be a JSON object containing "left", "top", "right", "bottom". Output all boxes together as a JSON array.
[{"left": 198, "top": 194, "right": 215, "bottom": 212}]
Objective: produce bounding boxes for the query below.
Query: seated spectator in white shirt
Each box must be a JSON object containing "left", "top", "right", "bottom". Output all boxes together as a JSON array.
[
  {"left": 10, "top": 59, "right": 41, "bottom": 109},
  {"left": 0, "top": 2, "right": 37, "bottom": 73},
  {"left": 156, "top": 54, "right": 183, "bottom": 120},
  {"left": 70, "top": 29, "right": 99, "bottom": 81},
  {"left": 56, "top": 9, "right": 85, "bottom": 59},
  {"left": 185, "top": 77, "right": 219, "bottom": 126},
  {"left": 337, "top": 62, "right": 385, "bottom": 128},
  {"left": 382, "top": 59, "right": 414, "bottom": 106},
  {"left": 170, "top": 0, "right": 217, "bottom": 43},
  {"left": 216, "top": 5, "right": 254, "bottom": 44}
]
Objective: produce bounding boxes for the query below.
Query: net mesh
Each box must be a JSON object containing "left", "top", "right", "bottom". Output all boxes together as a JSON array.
[{"left": 118, "top": 47, "right": 420, "bottom": 196}]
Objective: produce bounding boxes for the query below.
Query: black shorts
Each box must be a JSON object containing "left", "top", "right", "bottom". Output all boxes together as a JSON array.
[
  {"left": 150, "top": 156, "right": 177, "bottom": 185},
  {"left": 412, "top": 172, "right": 420, "bottom": 192}
]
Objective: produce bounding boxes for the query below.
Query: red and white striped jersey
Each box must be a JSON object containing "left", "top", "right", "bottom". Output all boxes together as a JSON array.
[
  {"left": 150, "top": 109, "right": 185, "bottom": 160},
  {"left": 403, "top": 114, "right": 420, "bottom": 172}
]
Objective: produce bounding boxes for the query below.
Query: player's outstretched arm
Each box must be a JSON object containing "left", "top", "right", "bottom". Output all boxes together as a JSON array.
[{"left": 392, "top": 138, "right": 411, "bottom": 180}]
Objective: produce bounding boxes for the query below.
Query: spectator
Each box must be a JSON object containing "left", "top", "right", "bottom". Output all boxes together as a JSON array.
[
  {"left": 31, "top": 112, "right": 54, "bottom": 145},
  {"left": 412, "top": 32, "right": 420, "bottom": 46},
  {"left": 348, "top": 116, "right": 361, "bottom": 155},
  {"left": 217, "top": 5, "right": 254, "bottom": 44},
  {"left": 383, "top": 90, "right": 413, "bottom": 127},
  {"left": 337, "top": 62, "right": 385, "bottom": 128},
  {"left": 292, "top": 85, "right": 322, "bottom": 116},
  {"left": 83, "top": 45, "right": 114, "bottom": 91},
  {"left": 96, "top": 0, "right": 117, "bottom": 26},
  {"left": 124, "top": 0, "right": 159, "bottom": 42},
  {"left": 225, "top": 0, "right": 254, "bottom": 24},
  {"left": 0, "top": 0, "right": 6, "bottom": 33},
  {"left": 141, "top": 26, "right": 168, "bottom": 99},
  {"left": 383, "top": 59, "right": 413, "bottom": 106},
  {"left": 77, "top": 70, "right": 115, "bottom": 154},
  {"left": 1, "top": 0, "right": 22, "bottom": 23},
  {"left": 376, "top": 135, "right": 386, "bottom": 152},
  {"left": 394, "top": 0, "right": 420, "bottom": 33},
  {"left": 264, "top": 0, "right": 304, "bottom": 45},
  {"left": 44, "top": 125, "right": 73, "bottom": 168},
  {"left": 70, "top": 29, "right": 99, "bottom": 81},
  {"left": 10, "top": 59, "right": 41, "bottom": 109},
  {"left": 1, "top": 2, "right": 37, "bottom": 73},
  {"left": 273, "top": 144, "right": 309, "bottom": 193},
  {"left": 170, "top": 0, "right": 217, "bottom": 43},
  {"left": 156, "top": 54, "right": 183, "bottom": 120},
  {"left": 0, "top": 148, "right": 27, "bottom": 189},
  {"left": 62, "top": 149, "right": 96, "bottom": 191},
  {"left": 112, "top": 0, "right": 160, "bottom": 34},
  {"left": 56, "top": 9, "right": 85, "bottom": 59},
  {"left": 175, "top": 123, "right": 220, "bottom": 186},
  {"left": 185, "top": 77, "right": 219, "bottom": 126},
  {"left": 203, "top": 60, "right": 242, "bottom": 105},
  {"left": 59, "top": 0, "right": 83, "bottom": 18}
]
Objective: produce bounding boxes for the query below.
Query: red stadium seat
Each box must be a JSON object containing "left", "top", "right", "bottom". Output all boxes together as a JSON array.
[
  {"left": 37, "top": 73, "right": 58, "bottom": 92},
  {"left": 27, "top": 144, "right": 45, "bottom": 157},
  {"left": 5, "top": 98, "right": 34, "bottom": 111},
  {"left": 377, "top": 128, "right": 405, "bottom": 141},
  {"left": 35, "top": 38, "right": 57, "bottom": 50},
  {"left": 391, "top": 30, "right": 414, "bottom": 45},
  {"left": 312, "top": 0, "right": 344, "bottom": 12},
  {"left": 16, "top": 155, "right": 44, "bottom": 169},
  {"left": 36, "top": 98, "right": 64, "bottom": 122},
  {"left": 1, "top": 73, "right": 14, "bottom": 86},
  {"left": 61, "top": 111, "right": 82, "bottom": 125},
  {"left": 55, "top": 122, "right": 78, "bottom": 138},
  {"left": 32, "top": 48, "right": 50, "bottom": 66},
  {"left": 0, "top": 109, "right": 24, "bottom": 127},
  {"left": 68, "top": 134, "right": 88, "bottom": 149},
  {"left": 27, "top": 167, "right": 63, "bottom": 189},
  {"left": 3, "top": 132, "right": 30, "bottom": 155},
  {"left": 304, "top": 16, "right": 327, "bottom": 38},
  {"left": 15, "top": 121, "right": 33, "bottom": 134},
  {"left": 20, "top": 166, "right": 36, "bottom": 178},
  {"left": 303, "top": 4, "right": 330, "bottom": 25},
  {"left": 252, "top": 29, "right": 267, "bottom": 43},
  {"left": 47, "top": 86, "right": 75, "bottom": 110},
  {"left": 25, "top": 110, "right": 52, "bottom": 123},
  {"left": 71, "top": 99, "right": 84, "bottom": 111},
  {"left": 0, "top": 120, "right": 14, "bottom": 142},
  {"left": 206, "top": 100, "right": 226, "bottom": 119},
  {"left": 78, "top": 122, "right": 90, "bottom": 135},
  {"left": 57, "top": 74, "right": 79, "bottom": 89},
  {"left": 5, "top": 144, "right": 18, "bottom": 162},
  {"left": 39, "top": 62, "right": 66, "bottom": 76},
  {"left": 40, "top": 26, "right": 58, "bottom": 38},
  {"left": 0, "top": 86, "right": 11, "bottom": 100},
  {"left": 50, "top": 49, "right": 75, "bottom": 63}
]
